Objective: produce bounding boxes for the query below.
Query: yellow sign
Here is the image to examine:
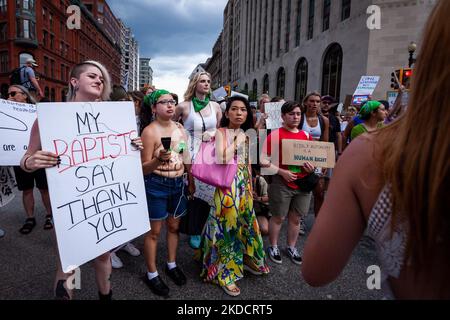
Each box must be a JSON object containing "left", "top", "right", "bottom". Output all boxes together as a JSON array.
[{"left": 282, "top": 139, "right": 336, "bottom": 168}]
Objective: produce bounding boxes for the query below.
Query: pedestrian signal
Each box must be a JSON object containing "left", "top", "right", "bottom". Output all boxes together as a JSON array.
[{"left": 391, "top": 69, "right": 401, "bottom": 90}]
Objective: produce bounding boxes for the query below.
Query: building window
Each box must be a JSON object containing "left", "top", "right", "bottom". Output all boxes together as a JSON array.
[
  {"left": 44, "top": 56, "right": 48, "bottom": 76},
  {"left": 269, "top": 0, "right": 274, "bottom": 61},
  {"left": 51, "top": 88, "right": 55, "bottom": 102},
  {"left": 49, "top": 13, "right": 53, "bottom": 31},
  {"left": 0, "top": 23, "right": 7, "bottom": 42},
  {"left": 50, "top": 35, "right": 54, "bottom": 50},
  {"left": 51, "top": 60, "right": 55, "bottom": 78},
  {"left": 276, "top": 0, "right": 282, "bottom": 57},
  {"left": 262, "top": 74, "right": 269, "bottom": 94},
  {"left": 341, "top": 0, "right": 351, "bottom": 21},
  {"left": 0, "top": 0, "right": 7, "bottom": 13},
  {"left": 0, "top": 51, "right": 8, "bottom": 73},
  {"left": 16, "top": 18, "right": 36, "bottom": 40},
  {"left": 244, "top": 83, "right": 249, "bottom": 94},
  {"left": 295, "top": 0, "right": 302, "bottom": 47},
  {"left": 307, "top": 0, "right": 315, "bottom": 40},
  {"left": 98, "top": 2, "right": 104, "bottom": 13},
  {"left": 252, "top": 79, "right": 258, "bottom": 97},
  {"left": 276, "top": 67, "right": 286, "bottom": 97},
  {"left": 263, "top": 0, "right": 268, "bottom": 64},
  {"left": 323, "top": 0, "right": 331, "bottom": 31},
  {"left": 322, "top": 43, "right": 343, "bottom": 101},
  {"left": 44, "top": 86, "right": 49, "bottom": 98},
  {"left": 295, "top": 58, "right": 308, "bottom": 102},
  {"left": 285, "top": 0, "right": 291, "bottom": 52}
]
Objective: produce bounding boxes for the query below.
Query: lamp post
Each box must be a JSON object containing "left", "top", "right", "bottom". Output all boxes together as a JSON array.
[{"left": 408, "top": 41, "right": 417, "bottom": 68}]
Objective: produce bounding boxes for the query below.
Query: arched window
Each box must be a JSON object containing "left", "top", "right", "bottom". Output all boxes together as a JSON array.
[
  {"left": 262, "top": 74, "right": 269, "bottom": 94},
  {"left": 295, "top": 58, "right": 308, "bottom": 102},
  {"left": 252, "top": 79, "right": 258, "bottom": 96},
  {"left": 44, "top": 86, "right": 49, "bottom": 98},
  {"left": 276, "top": 67, "right": 286, "bottom": 98},
  {"left": 244, "top": 83, "right": 249, "bottom": 94},
  {"left": 19, "top": 52, "right": 34, "bottom": 66},
  {"left": 322, "top": 43, "right": 343, "bottom": 101}
]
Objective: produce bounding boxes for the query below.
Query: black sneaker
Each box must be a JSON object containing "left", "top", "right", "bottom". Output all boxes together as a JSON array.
[
  {"left": 267, "top": 246, "right": 282, "bottom": 264},
  {"left": 165, "top": 265, "right": 187, "bottom": 286},
  {"left": 286, "top": 247, "right": 302, "bottom": 265},
  {"left": 143, "top": 275, "right": 169, "bottom": 296}
]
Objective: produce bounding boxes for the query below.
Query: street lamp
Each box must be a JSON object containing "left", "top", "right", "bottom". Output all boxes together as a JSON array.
[{"left": 408, "top": 41, "right": 417, "bottom": 68}]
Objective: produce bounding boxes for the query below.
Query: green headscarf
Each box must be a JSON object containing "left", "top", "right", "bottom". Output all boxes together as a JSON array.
[
  {"left": 358, "top": 101, "right": 382, "bottom": 120},
  {"left": 144, "top": 89, "right": 171, "bottom": 107},
  {"left": 192, "top": 94, "right": 210, "bottom": 113}
]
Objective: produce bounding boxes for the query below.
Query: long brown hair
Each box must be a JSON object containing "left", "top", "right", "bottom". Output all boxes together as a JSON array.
[{"left": 376, "top": 0, "right": 450, "bottom": 293}]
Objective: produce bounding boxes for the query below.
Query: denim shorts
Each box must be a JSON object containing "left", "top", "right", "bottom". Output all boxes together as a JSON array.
[{"left": 144, "top": 173, "right": 187, "bottom": 221}]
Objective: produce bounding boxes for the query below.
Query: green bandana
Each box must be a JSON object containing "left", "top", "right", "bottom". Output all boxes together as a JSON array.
[
  {"left": 192, "top": 95, "right": 210, "bottom": 113},
  {"left": 144, "top": 89, "right": 170, "bottom": 107},
  {"left": 358, "top": 101, "right": 381, "bottom": 120}
]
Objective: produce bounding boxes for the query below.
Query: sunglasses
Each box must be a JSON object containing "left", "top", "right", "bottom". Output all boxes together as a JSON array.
[{"left": 8, "top": 91, "right": 24, "bottom": 97}]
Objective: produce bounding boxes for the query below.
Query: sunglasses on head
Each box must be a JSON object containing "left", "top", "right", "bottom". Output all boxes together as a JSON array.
[{"left": 8, "top": 91, "right": 24, "bottom": 97}]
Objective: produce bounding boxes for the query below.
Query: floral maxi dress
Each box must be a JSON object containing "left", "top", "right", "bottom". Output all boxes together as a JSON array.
[{"left": 200, "top": 163, "right": 270, "bottom": 287}]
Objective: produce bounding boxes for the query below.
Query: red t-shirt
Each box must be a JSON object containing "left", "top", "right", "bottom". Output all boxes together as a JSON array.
[{"left": 262, "top": 127, "right": 313, "bottom": 189}]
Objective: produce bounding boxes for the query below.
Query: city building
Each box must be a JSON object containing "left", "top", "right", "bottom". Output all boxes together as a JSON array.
[
  {"left": 0, "top": 0, "right": 122, "bottom": 101},
  {"left": 204, "top": 32, "right": 222, "bottom": 89},
  {"left": 139, "top": 57, "right": 153, "bottom": 90},
  {"left": 188, "top": 63, "right": 206, "bottom": 80},
  {"left": 214, "top": 0, "right": 436, "bottom": 102},
  {"left": 118, "top": 19, "right": 139, "bottom": 92}
]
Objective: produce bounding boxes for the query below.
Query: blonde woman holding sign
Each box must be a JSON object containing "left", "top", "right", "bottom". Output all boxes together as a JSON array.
[{"left": 20, "top": 61, "right": 142, "bottom": 300}]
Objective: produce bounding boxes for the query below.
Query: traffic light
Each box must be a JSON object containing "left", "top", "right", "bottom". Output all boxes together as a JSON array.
[
  {"left": 402, "top": 68, "right": 412, "bottom": 90},
  {"left": 391, "top": 69, "right": 401, "bottom": 90},
  {"left": 224, "top": 85, "right": 231, "bottom": 97}
]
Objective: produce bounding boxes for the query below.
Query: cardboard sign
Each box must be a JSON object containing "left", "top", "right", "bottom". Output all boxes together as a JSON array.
[
  {"left": 282, "top": 139, "right": 336, "bottom": 168},
  {"left": 38, "top": 101, "right": 150, "bottom": 272},
  {"left": 0, "top": 99, "right": 37, "bottom": 165},
  {"left": 353, "top": 76, "right": 380, "bottom": 96},
  {"left": 264, "top": 102, "right": 284, "bottom": 130}
]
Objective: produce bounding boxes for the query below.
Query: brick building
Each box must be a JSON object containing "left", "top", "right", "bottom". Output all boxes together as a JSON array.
[{"left": 0, "top": 0, "right": 121, "bottom": 101}]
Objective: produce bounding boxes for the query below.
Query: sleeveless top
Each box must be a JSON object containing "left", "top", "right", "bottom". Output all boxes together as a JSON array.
[
  {"left": 302, "top": 117, "right": 322, "bottom": 141},
  {"left": 183, "top": 102, "right": 217, "bottom": 158},
  {"left": 367, "top": 184, "right": 407, "bottom": 299}
]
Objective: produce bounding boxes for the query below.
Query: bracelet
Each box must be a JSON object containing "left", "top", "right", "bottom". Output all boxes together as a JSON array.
[{"left": 23, "top": 155, "right": 32, "bottom": 172}]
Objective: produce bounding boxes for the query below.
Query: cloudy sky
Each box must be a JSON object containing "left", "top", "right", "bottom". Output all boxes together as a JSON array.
[{"left": 108, "top": 0, "right": 228, "bottom": 98}]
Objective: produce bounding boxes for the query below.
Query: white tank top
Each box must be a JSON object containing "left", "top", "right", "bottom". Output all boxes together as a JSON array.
[
  {"left": 184, "top": 101, "right": 217, "bottom": 158},
  {"left": 302, "top": 117, "right": 322, "bottom": 140}
]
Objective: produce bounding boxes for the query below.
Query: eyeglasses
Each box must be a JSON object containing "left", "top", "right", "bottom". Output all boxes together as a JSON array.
[
  {"left": 157, "top": 99, "right": 177, "bottom": 106},
  {"left": 8, "top": 91, "right": 24, "bottom": 97}
]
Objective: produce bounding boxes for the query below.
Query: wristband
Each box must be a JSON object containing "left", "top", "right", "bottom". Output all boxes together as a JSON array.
[{"left": 23, "top": 155, "right": 32, "bottom": 172}]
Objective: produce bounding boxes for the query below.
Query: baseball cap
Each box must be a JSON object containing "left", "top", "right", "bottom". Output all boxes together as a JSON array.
[
  {"left": 321, "top": 95, "right": 336, "bottom": 103},
  {"left": 26, "top": 58, "right": 38, "bottom": 67}
]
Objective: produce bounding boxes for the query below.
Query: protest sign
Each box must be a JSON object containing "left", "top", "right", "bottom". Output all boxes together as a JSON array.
[
  {"left": 38, "top": 101, "right": 150, "bottom": 272},
  {"left": 387, "top": 91, "right": 399, "bottom": 108},
  {"left": 264, "top": 102, "right": 284, "bottom": 130},
  {"left": 212, "top": 87, "right": 228, "bottom": 101},
  {"left": 282, "top": 139, "right": 336, "bottom": 168},
  {"left": 352, "top": 76, "right": 380, "bottom": 106},
  {"left": 0, "top": 166, "right": 16, "bottom": 207},
  {"left": 0, "top": 99, "right": 37, "bottom": 165}
]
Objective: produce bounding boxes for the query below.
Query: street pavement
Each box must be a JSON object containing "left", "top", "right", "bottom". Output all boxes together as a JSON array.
[{"left": 0, "top": 188, "right": 384, "bottom": 300}]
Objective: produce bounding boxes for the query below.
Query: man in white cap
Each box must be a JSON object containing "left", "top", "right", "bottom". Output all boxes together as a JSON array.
[{"left": 21, "top": 58, "right": 43, "bottom": 99}]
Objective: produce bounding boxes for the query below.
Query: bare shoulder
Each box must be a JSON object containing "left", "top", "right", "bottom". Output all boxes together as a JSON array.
[
  {"left": 210, "top": 101, "right": 221, "bottom": 112},
  {"left": 339, "top": 134, "right": 376, "bottom": 173},
  {"left": 177, "top": 101, "right": 190, "bottom": 110}
]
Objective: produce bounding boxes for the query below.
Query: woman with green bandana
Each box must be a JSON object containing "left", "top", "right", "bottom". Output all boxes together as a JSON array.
[
  {"left": 141, "top": 89, "right": 194, "bottom": 297},
  {"left": 351, "top": 101, "right": 387, "bottom": 141},
  {"left": 174, "top": 72, "right": 222, "bottom": 249}
]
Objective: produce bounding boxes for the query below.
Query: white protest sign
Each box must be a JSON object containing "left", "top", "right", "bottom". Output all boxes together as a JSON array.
[
  {"left": 212, "top": 87, "right": 228, "bottom": 101},
  {"left": 387, "top": 91, "right": 399, "bottom": 108},
  {"left": 230, "top": 91, "right": 249, "bottom": 100},
  {"left": 282, "top": 139, "right": 336, "bottom": 168},
  {"left": 0, "top": 99, "right": 37, "bottom": 165},
  {"left": 353, "top": 76, "right": 380, "bottom": 96},
  {"left": 264, "top": 102, "right": 284, "bottom": 130},
  {"left": 38, "top": 101, "right": 150, "bottom": 273}
]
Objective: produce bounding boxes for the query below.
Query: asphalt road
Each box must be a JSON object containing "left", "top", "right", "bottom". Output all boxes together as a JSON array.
[{"left": 0, "top": 188, "right": 384, "bottom": 301}]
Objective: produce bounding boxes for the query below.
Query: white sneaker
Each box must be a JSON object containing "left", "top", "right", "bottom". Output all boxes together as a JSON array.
[
  {"left": 121, "top": 242, "right": 140, "bottom": 257},
  {"left": 110, "top": 252, "right": 123, "bottom": 269}
]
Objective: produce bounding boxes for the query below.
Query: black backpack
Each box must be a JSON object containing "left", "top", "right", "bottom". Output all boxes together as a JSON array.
[{"left": 9, "top": 66, "right": 26, "bottom": 85}]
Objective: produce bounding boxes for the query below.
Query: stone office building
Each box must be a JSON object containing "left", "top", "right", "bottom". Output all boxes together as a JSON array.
[{"left": 220, "top": 0, "right": 436, "bottom": 102}]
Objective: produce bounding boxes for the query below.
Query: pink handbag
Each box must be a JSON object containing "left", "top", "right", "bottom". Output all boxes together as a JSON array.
[{"left": 191, "top": 138, "right": 237, "bottom": 190}]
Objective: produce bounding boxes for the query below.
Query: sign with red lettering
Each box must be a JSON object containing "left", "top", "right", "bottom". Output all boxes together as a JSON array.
[{"left": 37, "top": 101, "right": 150, "bottom": 272}]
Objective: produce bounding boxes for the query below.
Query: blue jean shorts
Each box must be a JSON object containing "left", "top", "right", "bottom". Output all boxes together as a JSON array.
[{"left": 144, "top": 173, "right": 187, "bottom": 221}]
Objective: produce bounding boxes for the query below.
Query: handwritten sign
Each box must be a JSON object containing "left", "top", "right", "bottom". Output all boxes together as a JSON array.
[
  {"left": 264, "top": 102, "right": 284, "bottom": 130},
  {"left": 353, "top": 76, "right": 380, "bottom": 96},
  {"left": 0, "top": 166, "right": 16, "bottom": 207},
  {"left": 37, "top": 101, "right": 150, "bottom": 272},
  {"left": 282, "top": 139, "right": 336, "bottom": 168},
  {"left": 0, "top": 99, "right": 37, "bottom": 165}
]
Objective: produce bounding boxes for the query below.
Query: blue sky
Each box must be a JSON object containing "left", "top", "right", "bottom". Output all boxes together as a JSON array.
[{"left": 108, "top": 0, "right": 227, "bottom": 98}]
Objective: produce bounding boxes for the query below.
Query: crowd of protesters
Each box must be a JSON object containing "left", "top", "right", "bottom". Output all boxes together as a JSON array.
[{"left": 0, "top": 0, "right": 449, "bottom": 300}]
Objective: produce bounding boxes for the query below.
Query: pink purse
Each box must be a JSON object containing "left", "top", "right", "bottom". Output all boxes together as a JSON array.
[{"left": 191, "top": 137, "right": 237, "bottom": 191}]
